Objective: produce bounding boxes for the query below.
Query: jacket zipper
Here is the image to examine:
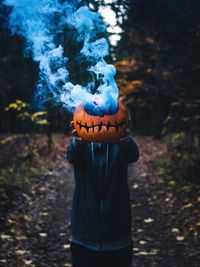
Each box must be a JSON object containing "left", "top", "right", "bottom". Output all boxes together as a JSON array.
[
  {"left": 91, "top": 142, "right": 102, "bottom": 248},
  {"left": 99, "top": 200, "right": 103, "bottom": 250},
  {"left": 98, "top": 144, "right": 109, "bottom": 250},
  {"left": 99, "top": 151, "right": 103, "bottom": 250}
]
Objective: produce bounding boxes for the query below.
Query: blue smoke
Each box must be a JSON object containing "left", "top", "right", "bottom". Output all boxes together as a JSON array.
[{"left": 3, "top": 0, "right": 119, "bottom": 115}]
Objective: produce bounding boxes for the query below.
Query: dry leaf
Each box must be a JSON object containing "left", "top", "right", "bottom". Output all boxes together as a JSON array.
[
  {"left": 193, "top": 232, "right": 198, "bottom": 237},
  {"left": 60, "top": 233, "right": 66, "bottom": 236},
  {"left": 188, "top": 227, "right": 194, "bottom": 232},
  {"left": 139, "top": 251, "right": 149, "bottom": 256},
  {"left": 149, "top": 249, "right": 158, "bottom": 255},
  {"left": 1, "top": 234, "right": 11, "bottom": 240},
  {"left": 39, "top": 212, "right": 49, "bottom": 216},
  {"left": 39, "top": 233, "right": 47, "bottom": 237},
  {"left": 171, "top": 228, "right": 179, "bottom": 233},
  {"left": 23, "top": 214, "right": 31, "bottom": 222},
  {"left": 24, "top": 260, "right": 33, "bottom": 265},
  {"left": 144, "top": 218, "right": 154, "bottom": 223},
  {"left": 181, "top": 203, "right": 193, "bottom": 210},
  {"left": 132, "top": 184, "right": 139, "bottom": 189},
  {"left": 16, "top": 235, "right": 27, "bottom": 241},
  {"left": 15, "top": 250, "right": 26, "bottom": 255},
  {"left": 176, "top": 236, "right": 185, "bottom": 241},
  {"left": 139, "top": 240, "right": 147, "bottom": 245},
  {"left": 137, "top": 229, "right": 144, "bottom": 233},
  {"left": 168, "top": 180, "right": 176, "bottom": 186},
  {"left": 63, "top": 244, "right": 70, "bottom": 249}
]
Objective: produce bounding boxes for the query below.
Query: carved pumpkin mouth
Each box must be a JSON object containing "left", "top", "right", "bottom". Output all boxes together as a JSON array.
[{"left": 76, "top": 120, "right": 127, "bottom": 132}]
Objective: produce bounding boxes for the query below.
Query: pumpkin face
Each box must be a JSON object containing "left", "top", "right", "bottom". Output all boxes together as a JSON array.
[{"left": 73, "top": 100, "right": 128, "bottom": 143}]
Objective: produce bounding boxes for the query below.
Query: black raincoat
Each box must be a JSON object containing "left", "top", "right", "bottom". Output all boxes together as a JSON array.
[{"left": 67, "top": 137, "right": 139, "bottom": 244}]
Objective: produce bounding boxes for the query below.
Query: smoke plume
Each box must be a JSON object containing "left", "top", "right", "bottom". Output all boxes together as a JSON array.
[{"left": 3, "top": 0, "right": 119, "bottom": 115}]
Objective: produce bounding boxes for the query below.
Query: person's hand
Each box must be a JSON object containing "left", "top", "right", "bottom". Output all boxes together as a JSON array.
[
  {"left": 118, "top": 129, "right": 131, "bottom": 145},
  {"left": 70, "top": 121, "right": 86, "bottom": 144}
]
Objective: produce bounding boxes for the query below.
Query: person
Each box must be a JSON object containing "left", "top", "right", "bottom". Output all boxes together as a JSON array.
[{"left": 67, "top": 122, "right": 139, "bottom": 267}]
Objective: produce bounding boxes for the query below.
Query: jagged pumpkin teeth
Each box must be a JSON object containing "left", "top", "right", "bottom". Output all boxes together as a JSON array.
[
  {"left": 106, "top": 123, "right": 110, "bottom": 131},
  {"left": 73, "top": 100, "right": 128, "bottom": 143},
  {"left": 98, "top": 122, "right": 103, "bottom": 132}
]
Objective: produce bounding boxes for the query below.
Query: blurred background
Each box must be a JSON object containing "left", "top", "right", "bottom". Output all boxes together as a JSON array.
[{"left": 0, "top": 0, "right": 200, "bottom": 266}]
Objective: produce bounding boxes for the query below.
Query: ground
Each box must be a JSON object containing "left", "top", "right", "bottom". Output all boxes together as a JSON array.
[{"left": 0, "top": 134, "right": 200, "bottom": 267}]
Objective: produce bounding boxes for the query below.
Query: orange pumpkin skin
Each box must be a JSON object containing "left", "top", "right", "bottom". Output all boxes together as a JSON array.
[{"left": 73, "top": 100, "right": 128, "bottom": 143}]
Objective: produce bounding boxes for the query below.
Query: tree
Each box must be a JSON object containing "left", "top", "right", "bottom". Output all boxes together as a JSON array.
[{"left": 112, "top": 0, "right": 200, "bottom": 142}]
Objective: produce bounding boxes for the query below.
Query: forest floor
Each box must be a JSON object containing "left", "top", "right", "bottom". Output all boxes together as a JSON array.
[{"left": 0, "top": 134, "right": 200, "bottom": 267}]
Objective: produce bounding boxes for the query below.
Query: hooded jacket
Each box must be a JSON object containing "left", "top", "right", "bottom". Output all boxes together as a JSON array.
[{"left": 67, "top": 136, "right": 139, "bottom": 244}]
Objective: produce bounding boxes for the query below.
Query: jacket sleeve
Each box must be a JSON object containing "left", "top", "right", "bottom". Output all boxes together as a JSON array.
[
  {"left": 67, "top": 138, "right": 87, "bottom": 165},
  {"left": 119, "top": 136, "right": 139, "bottom": 164}
]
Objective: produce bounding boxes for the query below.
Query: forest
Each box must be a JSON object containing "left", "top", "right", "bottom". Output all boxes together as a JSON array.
[{"left": 0, "top": 0, "right": 199, "bottom": 266}]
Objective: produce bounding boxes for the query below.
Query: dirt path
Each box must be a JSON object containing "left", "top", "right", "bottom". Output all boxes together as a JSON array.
[{"left": 0, "top": 135, "right": 200, "bottom": 267}]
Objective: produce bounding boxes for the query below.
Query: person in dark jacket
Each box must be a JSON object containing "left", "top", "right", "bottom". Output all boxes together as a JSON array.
[{"left": 67, "top": 123, "right": 139, "bottom": 267}]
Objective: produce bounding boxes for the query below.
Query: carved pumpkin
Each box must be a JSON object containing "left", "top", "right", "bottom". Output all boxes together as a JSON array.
[{"left": 73, "top": 100, "right": 128, "bottom": 143}]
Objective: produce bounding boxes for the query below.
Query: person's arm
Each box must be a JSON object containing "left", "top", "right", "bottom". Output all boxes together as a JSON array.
[
  {"left": 119, "top": 136, "right": 139, "bottom": 164},
  {"left": 67, "top": 120, "right": 87, "bottom": 165},
  {"left": 67, "top": 137, "right": 87, "bottom": 165}
]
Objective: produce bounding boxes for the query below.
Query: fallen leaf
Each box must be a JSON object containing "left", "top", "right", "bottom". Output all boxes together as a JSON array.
[
  {"left": 140, "top": 171, "right": 148, "bottom": 177},
  {"left": 171, "top": 228, "right": 179, "bottom": 233},
  {"left": 60, "top": 233, "right": 66, "bottom": 236},
  {"left": 176, "top": 236, "right": 185, "bottom": 241},
  {"left": 193, "top": 232, "right": 198, "bottom": 237},
  {"left": 181, "top": 203, "right": 193, "bottom": 210},
  {"left": 137, "top": 229, "right": 144, "bottom": 233},
  {"left": 1, "top": 234, "right": 11, "bottom": 240},
  {"left": 132, "top": 184, "right": 139, "bottom": 189},
  {"left": 132, "top": 203, "right": 142, "bottom": 207},
  {"left": 24, "top": 260, "right": 33, "bottom": 265},
  {"left": 10, "top": 227, "right": 16, "bottom": 233},
  {"left": 139, "top": 251, "right": 149, "bottom": 256},
  {"left": 15, "top": 250, "right": 26, "bottom": 255},
  {"left": 39, "top": 186, "right": 46, "bottom": 192},
  {"left": 23, "top": 214, "right": 31, "bottom": 222},
  {"left": 144, "top": 218, "right": 154, "bottom": 223},
  {"left": 168, "top": 180, "right": 176, "bottom": 186},
  {"left": 39, "top": 233, "right": 47, "bottom": 237},
  {"left": 139, "top": 240, "right": 147, "bottom": 245},
  {"left": 188, "top": 227, "right": 194, "bottom": 232},
  {"left": 39, "top": 212, "right": 49, "bottom": 216},
  {"left": 63, "top": 244, "right": 70, "bottom": 249},
  {"left": 149, "top": 248, "right": 159, "bottom": 255},
  {"left": 7, "top": 218, "right": 15, "bottom": 224},
  {"left": 16, "top": 235, "right": 27, "bottom": 241},
  {"left": 181, "top": 185, "right": 192, "bottom": 192}
]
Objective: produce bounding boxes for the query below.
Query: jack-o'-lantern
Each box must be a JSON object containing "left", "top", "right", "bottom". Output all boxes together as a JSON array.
[{"left": 73, "top": 100, "right": 128, "bottom": 143}]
